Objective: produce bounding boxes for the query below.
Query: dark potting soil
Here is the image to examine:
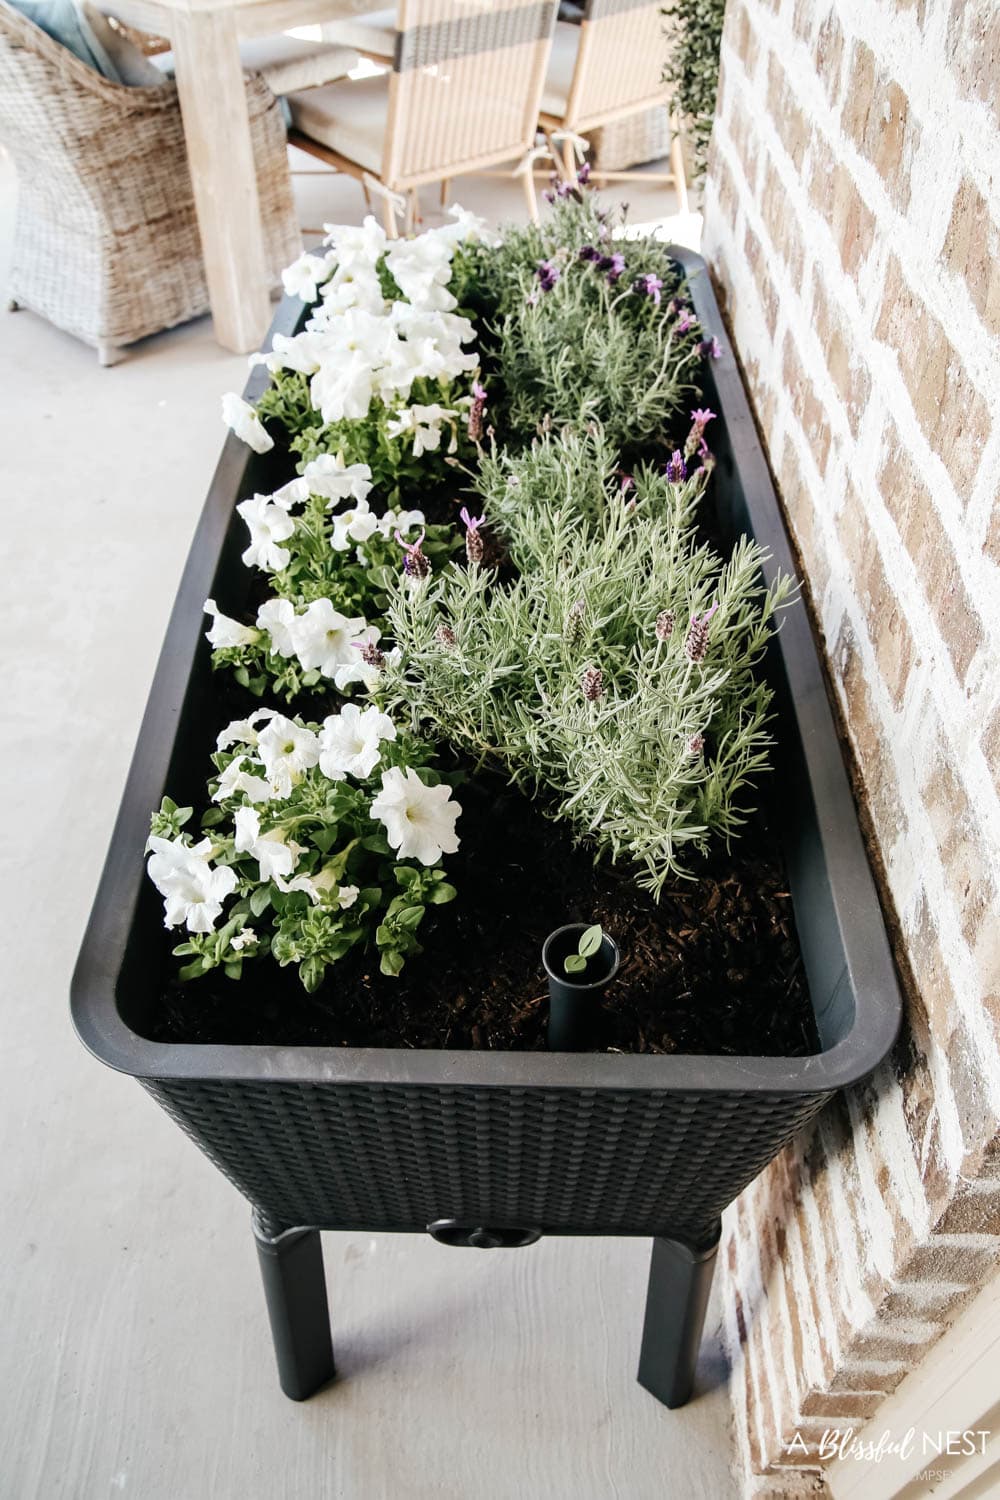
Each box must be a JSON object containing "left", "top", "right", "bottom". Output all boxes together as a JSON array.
[{"left": 150, "top": 766, "right": 820, "bottom": 1057}]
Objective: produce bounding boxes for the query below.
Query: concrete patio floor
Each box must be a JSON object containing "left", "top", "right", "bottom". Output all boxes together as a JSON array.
[{"left": 0, "top": 148, "right": 736, "bottom": 1499}]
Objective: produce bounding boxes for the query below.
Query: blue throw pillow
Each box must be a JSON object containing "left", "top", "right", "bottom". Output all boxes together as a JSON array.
[{"left": 9, "top": 0, "right": 123, "bottom": 77}]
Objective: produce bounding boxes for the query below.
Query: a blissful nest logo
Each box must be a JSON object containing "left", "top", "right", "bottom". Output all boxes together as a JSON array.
[{"left": 784, "top": 1426, "right": 991, "bottom": 1468}]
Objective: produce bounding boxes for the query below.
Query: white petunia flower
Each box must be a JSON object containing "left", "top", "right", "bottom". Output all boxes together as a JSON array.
[
  {"left": 377, "top": 507, "right": 425, "bottom": 538},
  {"left": 274, "top": 871, "right": 321, "bottom": 902},
  {"left": 146, "top": 835, "right": 237, "bottom": 933},
  {"left": 436, "top": 203, "right": 499, "bottom": 247},
  {"left": 216, "top": 709, "right": 278, "bottom": 752},
  {"left": 255, "top": 715, "right": 320, "bottom": 798},
  {"left": 302, "top": 451, "right": 373, "bottom": 507},
  {"left": 370, "top": 767, "right": 461, "bottom": 866},
  {"left": 234, "top": 806, "right": 297, "bottom": 883},
  {"left": 230, "top": 927, "right": 257, "bottom": 952},
  {"left": 236, "top": 494, "right": 296, "bottom": 573},
  {"left": 386, "top": 403, "right": 458, "bottom": 458},
  {"left": 212, "top": 754, "right": 273, "bottom": 805},
  {"left": 204, "top": 598, "right": 259, "bottom": 650},
  {"left": 269, "top": 476, "right": 310, "bottom": 511},
  {"left": 317, "top": 262, "right": 386, "bottom": 315},
  {"left": 318, "top": 703, "right": 397, "bottom": 781},
  {"left": 330, "top": 500, "right": 379, "bottom": 552},
  {"left": 256, "top": 597, "right": 298, "bottom": 658},
  {"left": 385, "top": 234, "right": 456, "bottom": 311},
  {"left": 337, "top": 884, "right": 359, "bottom": 908},
  {"left": 323, "top": 214, "right": 387, "bottom": 268},
  {"left": 222, "top": 392, "right": 274, "bottom": 454},
  {"left": 282, "top": 249, "right": 337, "bottom": 302},
  {"left": 310, "top": 351, "right": 376, "bottom": 425},
  {"left": 290, "top": 599, "right": 369, "bottom": 680}
]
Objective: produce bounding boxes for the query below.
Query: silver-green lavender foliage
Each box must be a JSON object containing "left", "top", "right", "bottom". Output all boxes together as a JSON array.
[
  {"left": 386, "top": 428, "right": 794, "bottom": 894},
  {"left": 457, "top": 195, "right": 706, "bottom": 451}
]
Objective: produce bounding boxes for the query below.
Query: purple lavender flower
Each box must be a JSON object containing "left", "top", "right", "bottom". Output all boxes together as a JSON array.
[
  {"left": 676, "top": 309, "right": 694, "bottom": 334},
  {"left": 396, "top": 529, "right": 431, "bottom": 581},
  {"left": 633, "top": 272, "right": 663, "bottom": 305},
  {"left": 602, "top": 252, "right": 627, "bottom": 285},
  {"left": 467, "top": 380, "right": 487, "bottom": 443},
  {"left": 436, "top": 623, "right": 457, "bottom": 648},
  {"left": 685, "top": 408, "right": 717, "bottom": 459},
  {"left": 581, "top": 665, "right": 604, "bottom": 702},
  {"left": 665, "top": 450, "right": 687, "bottom": 483},
  {"left": 459, "top": 505, "right": 485, "bottom": 566},
  {"left": 351, "top": 639, "right": 386, "bottom": 671},
  {"left": 578, "top": 244, "right": 601, "bottom": 263},
  {"left": 669, "top": 297, "right": 687, "bottom": 315},
  {"left": 577, "top": 162, "right": 591, "bottom": 186},
  {"left": 618, "top": 471, "right": 634, "bottom": 494},
  {"left": 536, "top": 259, "right": 561, "bottom": 292},
  {"left": 655, "top": 608, "right": 675, "bottom": 642},
  {"left": 687, "top": 732, "right": 705, "bottom": 757},
  {"left": 699, "top": 336, "right": 723, "bottom": 360},
  {"left": 684, "top": 603, "right": 719, "bottom": 663}
]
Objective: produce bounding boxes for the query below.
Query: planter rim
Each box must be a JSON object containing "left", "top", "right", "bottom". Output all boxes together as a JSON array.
[{"left": 71, "top": 246, "right": 903, "bottom": 1096}]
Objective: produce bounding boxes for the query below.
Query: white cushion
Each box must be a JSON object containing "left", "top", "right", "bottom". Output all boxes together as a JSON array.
[
  {"left": 286, "top": 73, "right": 388, "bottom": 174},
  {"left": 151, "top": 36, "right": 360, "bottom": 94},
  {"left": 318, "top": 7, "right": 397, "bottom": 60},
  {"left": 540, "top": 21, "right": 579, "bottom": 118}
]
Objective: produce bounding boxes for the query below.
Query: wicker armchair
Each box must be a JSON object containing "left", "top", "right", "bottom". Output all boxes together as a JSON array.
[{"left": 0, "top": 1, "right": 301, "bottom": 363}]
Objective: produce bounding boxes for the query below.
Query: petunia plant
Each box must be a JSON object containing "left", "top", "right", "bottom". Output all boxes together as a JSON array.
[
  {"left": 145, "top": 705, "right": 461, "bottom": 989},
  {"left": 203, "top": 453, "right": 462, "bottom": 703},
  {"left": 222, "top": 207, "right": 494, "bottom": 499}
]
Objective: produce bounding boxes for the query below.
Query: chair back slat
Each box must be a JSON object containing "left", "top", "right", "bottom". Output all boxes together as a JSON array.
[
  {"left": 384, "top": 0, "right": 557, "bottom": 188},
  {"left": 567, "top": 1, "right": 670, "bottom": 132}
]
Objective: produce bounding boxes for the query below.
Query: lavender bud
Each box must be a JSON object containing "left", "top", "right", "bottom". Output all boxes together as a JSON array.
[
  {"left": 468, "top": 380, "right": 487, "bottom": 443},
  {"left": 436, "top": 624, "right": 457, "bottom": 648},
  {"left": 397, "top": 528, "right": 431, "bottom": 581},
  {"left": 684, "top": 603, "right": 718, "bottom": 663},
  {"left": 655, "top": 608, "right": 675, "bottom": 642},
  {"left": 665, "top": 451, "right": 687, "bottom": 484},
  {"left": 581, "top": 665, "right": 604, "bottom": 702},
  {"left": 565, "top": 597, "right": 586, "bottom": 646},
  {"left": 361, "top": 640, "right": 385, "bottom": 670},
  {"left": 687, "top": 732, "right": 705, "bottom": 757}
]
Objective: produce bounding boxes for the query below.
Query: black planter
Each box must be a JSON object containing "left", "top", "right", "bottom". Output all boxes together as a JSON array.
[{"left": 72, "top": 249, "right": 902, "bottom": 1411}]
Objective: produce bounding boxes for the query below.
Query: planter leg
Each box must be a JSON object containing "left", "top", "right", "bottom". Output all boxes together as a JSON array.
[
  {"left": 636, "top": 1220, "right": 722, "bottom": 1409},
  {"left": 252, "top": 1213, "right": 335, "bottom": 1401}
]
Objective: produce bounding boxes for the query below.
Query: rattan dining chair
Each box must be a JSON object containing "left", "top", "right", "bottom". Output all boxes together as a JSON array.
[
  {"left": 0, "top": 0, "right": 301, "bottom": 364},
  {"left": 286, "top": 0, "right": 559, "bottom": 235},
  {"left": 539, "top": 1, "right": 688, "bottom": 211}
]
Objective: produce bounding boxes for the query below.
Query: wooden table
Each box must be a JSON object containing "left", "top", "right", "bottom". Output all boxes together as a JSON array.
[{"left": 98, "top": 0, "right": 373, "bottom": 353}]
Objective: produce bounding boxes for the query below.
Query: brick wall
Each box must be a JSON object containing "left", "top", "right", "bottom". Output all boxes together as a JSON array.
[{"left": 701, "top": 0, "right": 1000, "bottom": 1490}]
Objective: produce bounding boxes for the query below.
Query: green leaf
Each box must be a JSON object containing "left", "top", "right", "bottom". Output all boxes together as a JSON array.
[
  {"left": 234, "top": 665, "right": 250, "bottom": 687},
  {"left": 224, "top": 961, "right": 243, "bottom": 980},
  {"left": 249, "top": 886, "right": 272, "bottom": 918},
  {"left": 428, "top": 881, "right": 457, "bottom": 905},
  {"left": 396, "top": 904, "right": 425, "bottom": 931},
  {"left": 578, "top": 924, "right": 603, "bottom": 959},
  {"left": 380, "top": 948, "right": 405, "bottom": 977},
  {"left": 564, "top": 953, "right": 587, "bottom": 974},
  {"left": 178, "top": 958, "right": 208, "bottom": 982}
]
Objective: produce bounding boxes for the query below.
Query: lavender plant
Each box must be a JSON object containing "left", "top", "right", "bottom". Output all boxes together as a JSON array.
[
  {"left": 386, "top": 426, "right": 794, "bottom": 893},
  {"left": 456, "top": 190, "right": 714, "bottom": 451}
]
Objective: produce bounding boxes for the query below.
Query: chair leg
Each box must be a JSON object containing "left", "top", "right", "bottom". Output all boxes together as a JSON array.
[
  {"left": 521, "top": 165, "right": 539, "bottom": 223},
  {"left": 405, "top": 188, "right": 419, "bottom": 235},
  {"left": 7, "top": 298, "right": 20, "bottom": 312},
  {"left": 252, "top": 1213, "right": 335, "bottom": 1401},
  {"left": 97, "top": 341, "right": 125, "bottom": 367},
  {"left": 636, "top": 1220, "right": 721, "bottom": 1409},
  {"left": 439, "top": 177, "right": 450, "bottom": 208},
  {"left": 380, "top": 194, "right": 398, "bottom": 238},
  {"left": 670, "top": 115, "right": 689, "bottom": 216},
  {"left": 561, "top": 137, "right": 576, "bottom": 182}
]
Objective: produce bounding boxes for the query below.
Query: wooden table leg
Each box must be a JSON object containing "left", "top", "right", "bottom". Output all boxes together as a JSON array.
[{"left": 170, "top": 9, "right": 272, "bottom": 353}]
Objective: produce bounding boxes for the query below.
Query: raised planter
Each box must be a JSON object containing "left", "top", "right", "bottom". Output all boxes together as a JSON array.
[{"left": 71, "top": 248, "right": 902, "bottom": 1409}]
